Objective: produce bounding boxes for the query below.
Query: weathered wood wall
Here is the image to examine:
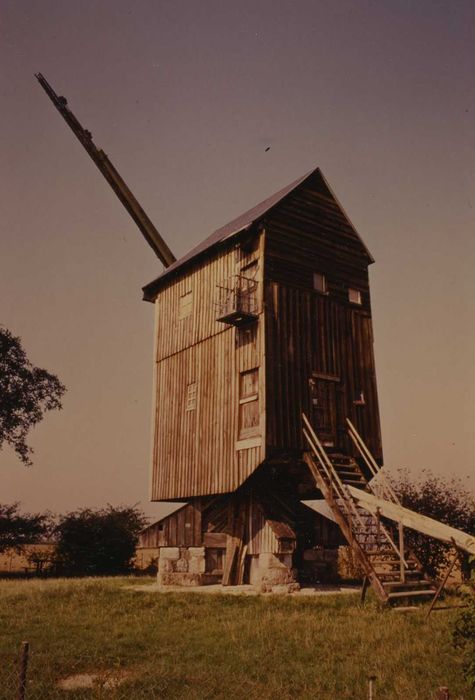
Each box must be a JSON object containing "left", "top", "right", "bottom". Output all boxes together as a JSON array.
[
  {"left": 264, "top": 170, "right": 383, "bottom": 460},
  {"left": 151, "top": 238, "right": 265, "bottom": 501},
  {"left": 139, "top": 502, "right": 202, "bottom": 547}
]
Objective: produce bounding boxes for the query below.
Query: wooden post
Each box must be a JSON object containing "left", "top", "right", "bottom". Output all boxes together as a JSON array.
[
  {"left": 375, "top": 508, "right": 381, "bottom": 550},
  {"left": 426, "top": 545, "right": 459, "bottom": 619},
  {"left": 360, "top": 576, "right": 370, "bottom": 605},
  {"left": 368, "top": 675, "right": 376, "bottom": 700},
  {"left": 18, "top": 641, "right": 29, "bottom": 700},
  {"left": 398, "top": 522, "right": 405, "bottom": 583}
]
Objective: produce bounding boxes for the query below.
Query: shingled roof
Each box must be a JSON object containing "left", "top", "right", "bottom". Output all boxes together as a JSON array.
[{"left": 142, "top": 166, "right": 372, "bottom": 300}]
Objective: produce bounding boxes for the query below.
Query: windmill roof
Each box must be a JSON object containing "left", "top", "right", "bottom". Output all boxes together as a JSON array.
[
  {"left": 142, "top": 168, "right": 315, "bottom": 300},
  {"left": 143, "top": 166, "right": 373, "bottom": 300}
]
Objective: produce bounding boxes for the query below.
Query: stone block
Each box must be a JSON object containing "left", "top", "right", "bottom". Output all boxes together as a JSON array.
[
  {"left": 258, "top": 552, "right": 282, "bottom": 570},
  {"left": 260, "top": 562, "right": 299, "bottom": 593},
  {"left": 159, "top": 572, "right": 202, "bottom": 587},
  {"left": 175, "top": 557, "right": 189, "bottom": 573},
  {"left": 188, "top": 547, "right": 205, "bottom": 557},
  {"left": 159, "top": 547, "right": 180, "bottom": 560},
  {"left": 188, "top": 555, "right": 206, "bottom": 574},
  {"left": 158, "top": 558, "right": 174, "bottom": 574}
]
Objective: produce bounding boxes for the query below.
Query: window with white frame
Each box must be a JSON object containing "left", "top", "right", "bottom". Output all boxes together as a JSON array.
[
  {"left": 348, "top": 288, "right": 362, "bottom": 305},
  {"left": 238, "top": 368, "right": 259, "bottom": 438}
]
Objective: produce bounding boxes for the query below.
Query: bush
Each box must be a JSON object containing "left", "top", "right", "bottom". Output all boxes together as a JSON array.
[
  {"left": 391, "top": 469, "right": 475, "bottom": 579},
  {"left": 453, "top": 562, "right": 475, "bottom": 690},
  {"left": 54, "top": 505, "right": 146, "bottom": 576}
]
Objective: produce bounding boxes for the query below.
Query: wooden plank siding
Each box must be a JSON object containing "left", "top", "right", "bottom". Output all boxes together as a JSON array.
[
  {"left": 151, "top": 235, "right": 266, "bottom": 501},
  {"left": 263, "top": 171, "right": 382, "bottom": 461},
  {"left": 247, "top": 493, "right": 280, "bottom": 555},
  {"left": 139, "top": 502, "right": 202, "bottom": 548}
]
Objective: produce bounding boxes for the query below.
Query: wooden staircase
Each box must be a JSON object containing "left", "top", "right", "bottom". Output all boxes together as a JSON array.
[{"left": 302, "top": 413, "right": 437, "bottom": 607}]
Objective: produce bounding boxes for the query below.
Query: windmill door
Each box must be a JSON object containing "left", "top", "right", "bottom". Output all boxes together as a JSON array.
[{"left": 309, "top": 374, "right": 339, "bottom": 448}]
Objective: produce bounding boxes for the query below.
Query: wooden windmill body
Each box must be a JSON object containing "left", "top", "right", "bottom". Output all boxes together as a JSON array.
[{"left": 141, "top": 167, "right": 382, "bottom": 587}]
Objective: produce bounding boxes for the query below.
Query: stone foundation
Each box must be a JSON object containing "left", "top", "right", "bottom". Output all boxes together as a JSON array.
[
  {"left": 157, "top": 546, "right": 206, "bottom": 586},
  {"left": 249, "top": 552, "right": 300, "bottom": 593}
]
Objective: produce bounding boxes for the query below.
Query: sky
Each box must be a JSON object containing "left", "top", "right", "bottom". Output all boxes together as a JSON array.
[{"left": 1, "top": 0, "right": 474, "bottom": 521}]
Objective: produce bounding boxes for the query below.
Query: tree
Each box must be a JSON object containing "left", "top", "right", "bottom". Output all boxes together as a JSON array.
[
  {"left": 0, "top": 328, "right": 66, "bottom": 465},
  {"left": 391, "top": 469, "right": 475, "bottom": 579},
  {"left": 54, "top": 505, "right": 147, "bottom": 576},
  {"left": 0, "top": 503, "right": 52, "bottom": 553}
]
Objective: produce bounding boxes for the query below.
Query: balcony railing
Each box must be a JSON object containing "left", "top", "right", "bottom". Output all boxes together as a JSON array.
[{"left": 215, "top": 273, "right": 259, "bottom": 326}]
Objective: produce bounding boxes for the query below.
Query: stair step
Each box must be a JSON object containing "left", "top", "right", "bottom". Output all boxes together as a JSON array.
[
  {"left": 366, "top": 549, "right": 403, "bottom": 556},
  {"left": 378, "top": 568, "right": 422, "bottom": 575},
  {"left": 375, "top": 570, "right": 420, "bottom": 586},
  {"left": 387, "top": 589, "right": 436, "bottom": 599},
  {"left": 383, "top": 580, "right": 433, "bottom": 589},
  {"left": 372, "top": 562, "right": 416, "bottom": 569},
  {"left": 379, "top": 574, "right": 424, "bottom": 582}
]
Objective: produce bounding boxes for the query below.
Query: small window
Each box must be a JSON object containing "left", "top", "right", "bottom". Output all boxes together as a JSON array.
[
  {"left": 348, "top": 288, "right": 362, "bottom": 305},
  {"left": 354, "top": 390, "right": 365, "bottom": 405},
  {"left": 238, "top": 368, "right": 259, "bottom": 438},
  {"left": 313, "top": 272, "right": 327, "bottom": 294},
  {"left": 186, "top": 382, "right": 198, "bottom": 411},
  {"left": 179, "top": 290, "right": 193, "bottom": 319}
]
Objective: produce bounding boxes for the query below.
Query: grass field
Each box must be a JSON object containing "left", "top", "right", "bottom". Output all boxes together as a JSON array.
[{"left": 0, "top": 576, "right": 472, "bottom": 699}]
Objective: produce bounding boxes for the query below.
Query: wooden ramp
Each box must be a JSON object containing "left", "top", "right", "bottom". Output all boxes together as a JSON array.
[
  {"left": 302, "top": 413, "right": 441, "bottom": 607},
  {"left": 347, "top": 487, "right": 475, "bottom": 555}
]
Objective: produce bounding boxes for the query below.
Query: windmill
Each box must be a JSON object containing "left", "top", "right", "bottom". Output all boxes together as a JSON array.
[{"left": 38, "top": 76, "right": 474, "bottom": 605}]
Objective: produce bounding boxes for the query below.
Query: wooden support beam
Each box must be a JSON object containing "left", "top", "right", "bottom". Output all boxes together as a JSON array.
[
  {"left": 360, "top": 576, "right": 370, "bottom": 605},
  {"left": 398, "top": 521, "right": 405, "bottom": 583},
  {"left": 347, "top": 487, "right": 475, "bottom": 555},
  {"left": 222, "top": 495, "right": 247, "bottom": 586},
  {"left": 426, "top": 545, "right": 459, "bottom": 619}
]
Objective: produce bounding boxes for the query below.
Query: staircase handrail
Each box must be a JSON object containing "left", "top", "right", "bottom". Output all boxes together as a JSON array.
[
  {"left": 303, "top": 414, "right": 378, "bottom": 534},
  {"left": 304, "top": 414, "right": 407, "bottom": 566},
  {"left": 346, "top": 419, "right": 401, "bottom": 506},
  {"left": 302, "top": 429, "right": 359, "bottom": 527}
]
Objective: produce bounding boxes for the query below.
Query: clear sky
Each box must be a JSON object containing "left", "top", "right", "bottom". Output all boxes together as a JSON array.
[{"left": 1, "top": 0, "right": 474, "bottom": 520}]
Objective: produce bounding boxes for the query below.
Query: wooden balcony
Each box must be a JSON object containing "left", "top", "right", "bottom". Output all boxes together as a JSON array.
[{"left": 216, "top": 274, "right": 259, "bottom": 326}]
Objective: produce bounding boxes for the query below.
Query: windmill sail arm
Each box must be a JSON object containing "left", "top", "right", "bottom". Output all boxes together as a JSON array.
[
  {"left": 35, "top": 72, "right": 176, "bottom": 267},
  {"left": 347, "top": 486, "right": 475, "bottom": 555}
]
